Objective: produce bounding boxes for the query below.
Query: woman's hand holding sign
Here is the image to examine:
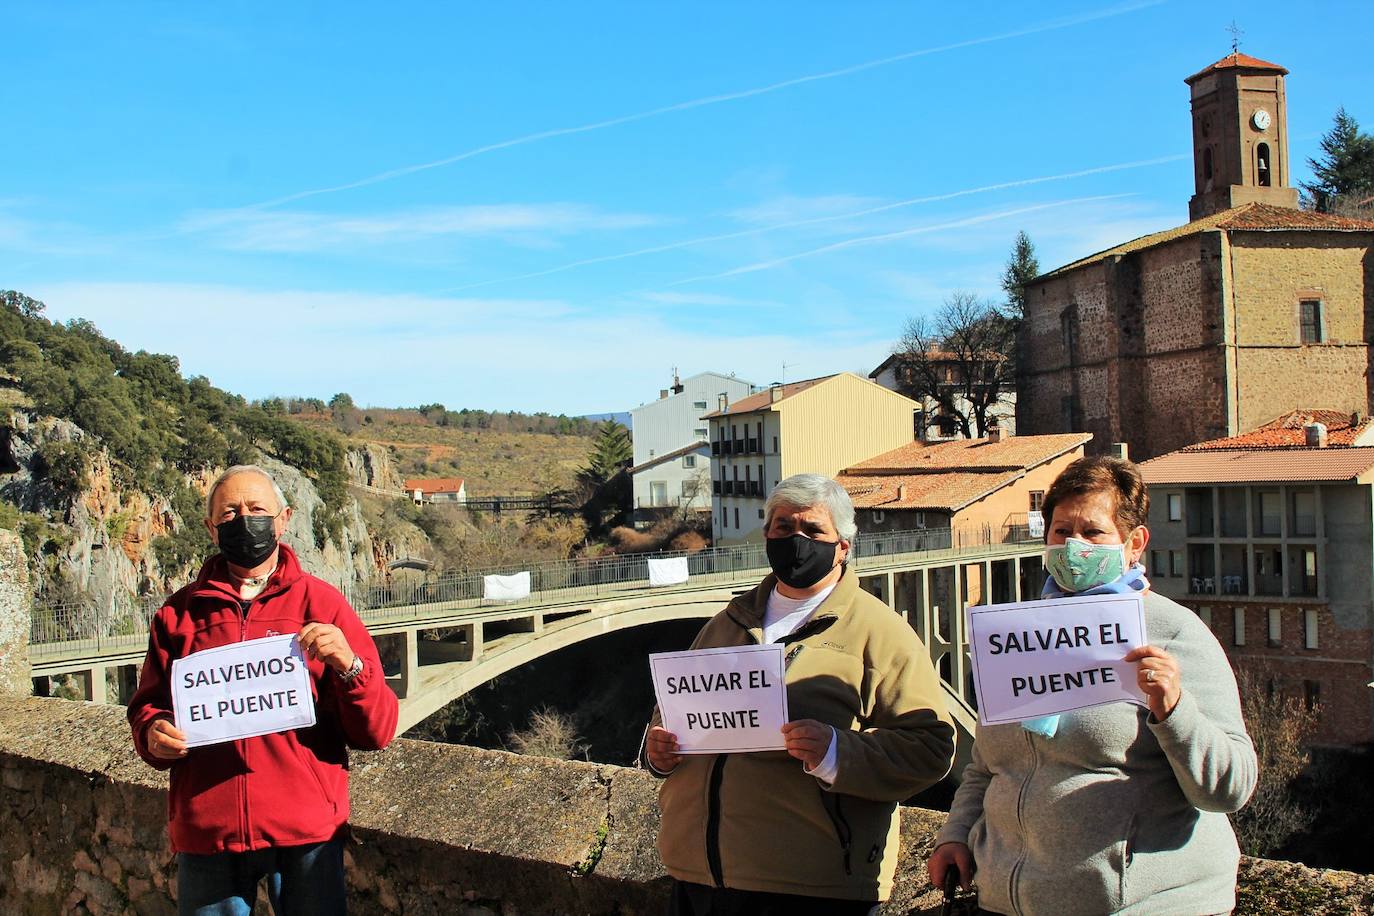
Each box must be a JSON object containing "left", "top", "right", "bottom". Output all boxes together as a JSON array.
[
  {"left": 781, "top": 719, "right": 831, "bottom": 769},
  {"left": 1125, "top": 644, "right": 1181, "bottom": 721}
]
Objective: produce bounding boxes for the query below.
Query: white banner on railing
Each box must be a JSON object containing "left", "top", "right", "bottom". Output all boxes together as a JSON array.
[
  {"left": 483, "top": 571, "right": 531, "bottom": 602},
  {"left": 1027, "top": 511, "right": 1045, "bottom": 538},
  {"left": 647, "top": 556, "right": 690, "bottom": 587}
]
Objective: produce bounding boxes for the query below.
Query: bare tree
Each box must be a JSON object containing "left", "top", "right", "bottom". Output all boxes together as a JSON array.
[
  {"left": 896, "top": 292, "right": 1015, "bottom": 438},
  {"left": 506, "top": 707, "right": 589, "bottom": 760},
  {"left": 1230, "top": 665, "right": 1320, "bottom": 857}
]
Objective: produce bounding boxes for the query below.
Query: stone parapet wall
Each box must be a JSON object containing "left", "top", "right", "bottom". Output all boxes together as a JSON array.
[{"left": 1, "top": 698, "right": 1371, "bottom": 914}]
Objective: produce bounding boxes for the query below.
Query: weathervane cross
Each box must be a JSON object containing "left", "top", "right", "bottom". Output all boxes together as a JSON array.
[{"left": 1226, "top": 20, "right": 1244, "bottom": 54}]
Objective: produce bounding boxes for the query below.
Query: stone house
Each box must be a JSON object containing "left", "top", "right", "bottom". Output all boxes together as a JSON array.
[{"left": 1017, "top": 53, "right": 1374, "bottom": 461}]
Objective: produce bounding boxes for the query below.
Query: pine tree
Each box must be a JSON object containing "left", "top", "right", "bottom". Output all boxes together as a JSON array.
[
  {"left": 1000, "top": 231, "right": 1039, "bottom": 321},
  {"left": 582, "top": 421, "right": 633, "bottom": 484},
  {"left": 1302, "top": 108, "right": 1374, "bottom": 213}
]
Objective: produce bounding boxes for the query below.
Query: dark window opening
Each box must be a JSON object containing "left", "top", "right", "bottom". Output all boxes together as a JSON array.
[
  {"left": 1203, "top": 146, "right": 1214, "bottom": 190},
  {"left": 1300, "top": 300, "right": 1323, "bottom": 344},
  {"left": 1257, "top": 143, "right": 1272, "bottom": 187},
  {"left": 1304, "top": 679, "right": 1321, "bottom": 712}
]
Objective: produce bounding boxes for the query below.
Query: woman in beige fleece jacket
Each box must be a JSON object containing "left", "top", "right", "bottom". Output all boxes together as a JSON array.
[
  {"left": 928, "top": 457, "right": 1257, "bottom": 916},
  {"left": 645, "top": 474, "right": 956, "bottom": 915}
]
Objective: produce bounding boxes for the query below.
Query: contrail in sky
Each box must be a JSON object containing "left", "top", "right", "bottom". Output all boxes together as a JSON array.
[
  {"left": 664, "top": 194, "right": 1133, "bottom": 286},
  {"left": 246, "top": 0, "right": 1164, "bottom": 209},
  {"left": 437, "top": 154, "right": 1184, "bottom": 292}
]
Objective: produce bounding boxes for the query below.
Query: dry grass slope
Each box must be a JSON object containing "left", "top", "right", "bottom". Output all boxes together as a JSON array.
[{"left": 291, "top": 414, "right": 593, "bottom": 495}]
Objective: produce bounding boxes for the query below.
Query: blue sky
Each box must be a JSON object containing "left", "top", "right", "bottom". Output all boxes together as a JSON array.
[{"left": 5, "top": 1, "right": 1373, "bottom": 415}]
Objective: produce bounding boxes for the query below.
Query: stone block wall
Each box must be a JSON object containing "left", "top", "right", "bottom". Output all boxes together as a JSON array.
[
  {"left": 2, "top": 698, "right": 1372, "bottom": 914},
  {"left": 0, "top": 529, "right": 32, "bottom": 697}
]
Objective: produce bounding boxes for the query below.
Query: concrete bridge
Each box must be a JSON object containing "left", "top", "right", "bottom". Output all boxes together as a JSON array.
[{"left": 28, "top": 526, "right": 1047, "bottom": 753}]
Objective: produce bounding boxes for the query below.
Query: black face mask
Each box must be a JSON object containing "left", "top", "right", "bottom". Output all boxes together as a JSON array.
[
  {"left": 216, "top": 514, "right": 279, "bottom": 569},
  {"left": 766, "top": 533, "right": 840, "bottom": 590}
]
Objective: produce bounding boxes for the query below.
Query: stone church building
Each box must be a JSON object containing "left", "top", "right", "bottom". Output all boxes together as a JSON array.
[{"left": 1018, "top": 53, "right": 1374, "bottom": 461}]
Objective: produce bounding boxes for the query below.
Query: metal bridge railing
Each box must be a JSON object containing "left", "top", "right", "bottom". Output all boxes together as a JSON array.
[{"left": 29, "top": 522, "right": 1042, "bottom": 659}]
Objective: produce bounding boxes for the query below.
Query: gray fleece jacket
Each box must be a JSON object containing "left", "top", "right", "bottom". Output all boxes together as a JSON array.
[{"left": 935, "top": 590, "right": 1257, "bottom": 916}]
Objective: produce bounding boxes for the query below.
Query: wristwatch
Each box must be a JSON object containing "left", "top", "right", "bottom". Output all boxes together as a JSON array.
[{"left": 337, "top": 655, "right": 364, "bottom": 684}]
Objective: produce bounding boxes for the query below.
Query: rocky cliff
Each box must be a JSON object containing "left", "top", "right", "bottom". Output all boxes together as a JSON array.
[{"left": 0, "top": 409, "right": 418, "bottom": 606}]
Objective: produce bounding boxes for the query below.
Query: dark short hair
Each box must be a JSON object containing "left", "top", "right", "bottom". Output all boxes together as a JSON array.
[{"left": 1041, "top": 456, "right": 1149, "bottom": 538}]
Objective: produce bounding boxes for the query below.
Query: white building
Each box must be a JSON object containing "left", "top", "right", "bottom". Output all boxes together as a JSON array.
[
  {"left": 630, "top": 371, "right": 755, "bottom": 524},
  {"left": 869, "top": 352, "right": 1015, "bottom": 440}
]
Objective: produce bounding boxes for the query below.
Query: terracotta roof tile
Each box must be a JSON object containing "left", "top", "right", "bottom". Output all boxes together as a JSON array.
[
  {"left": 1185, "top": 53, "right": 1288, "bottom": 82},
  {"left": 1139, "top": 449, "right": 1374, "bottom": 485},
  {"left": 404, "top": 477, "right": 465, "bottom": 494},
  {"left": 847, "top": 433, "right": 1091, "bottom": 473},
  {"left": 701, "top": 375, "right": 831, "bottom": 418},
  {"left": 837, "top": 470, "right": 1018, "bottom": 512},
  {"left": 1182, "top": 409, "right": 1371, "bottom": 451},
  {"left": 1216, "top": 205, "right": 1374, "bottom": 231},
  {"left": 836, "top": 433, "right": 1091, "bottom": 511},
  {"left": 1036, "top": 203, "right": 1374, "bottom": 281}
]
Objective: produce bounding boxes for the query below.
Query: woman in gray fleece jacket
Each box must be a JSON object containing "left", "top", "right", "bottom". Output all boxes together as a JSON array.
[{"left": 928, "top": 456, "right": 1257, "bottom": 916}]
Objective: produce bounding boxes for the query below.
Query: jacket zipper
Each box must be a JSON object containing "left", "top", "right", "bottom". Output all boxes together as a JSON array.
[
  {"left": 819, "top": 787, "right": 853, "bottom": 875},
  {"left": 239, "top": 598, "right": 252, "bottom": 851},
  {"left": 705, "top": 754, "right": 728, "bottom": 887},
  {"left": 1008, "top": 728, "right": 1038, "bottom": 916}
]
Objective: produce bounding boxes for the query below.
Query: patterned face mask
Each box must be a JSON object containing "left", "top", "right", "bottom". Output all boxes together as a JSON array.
[{"left": 1042, "top": 537, "right": 1128, "bottom": 593}]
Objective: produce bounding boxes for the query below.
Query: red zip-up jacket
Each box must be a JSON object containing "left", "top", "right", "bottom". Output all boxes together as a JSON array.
[{"left": 127, "top": 544, "right": 399, "bottom": 855}]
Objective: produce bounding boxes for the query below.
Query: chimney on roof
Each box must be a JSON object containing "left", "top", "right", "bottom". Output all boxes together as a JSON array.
[
  {"left": 1305, "top": 422, "right": 1328, "bottom": 448},
  {"left": 987, "top": 427, "right": 1005, "bottom": 444},
  {"left": 1111, "top": 442, "right": 1130, "bottom": 460},
  {"left": 718, "top": 393, "right": 729, "bottom": 413},
  {"left": 897, "top": 484, "right": 908, "bottom": 501},
  {"left": 671, "top": 367, "right": 684, "bottom": 394},
  {"left": 659, "top": 389, "right": 669, "bottom": 400},
  {"left": 770, "top": 383, "right": 783, "bottom": 404},
  {"left": 1352, "top": 411, "right": 1362, "bottom": 426}
]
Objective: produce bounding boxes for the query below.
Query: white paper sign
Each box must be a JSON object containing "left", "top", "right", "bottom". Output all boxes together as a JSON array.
[
  {"left": 483, "top": 571, "right": 531, "bottom": 601},
  {"left": 650, "top": 644, "right": 788, "bottom": 753},
  {"left": 969, "top": 593, "right": 1148, "bottom": 726},
  {"left": 1027, "top": 511, "right": 1045, "bottom": 538},
  {"left": 647, "top": 556, "right": 690, "bottom": 587},
  {"left": 171, "top": 634, "right": 316, "bottom": 748}
]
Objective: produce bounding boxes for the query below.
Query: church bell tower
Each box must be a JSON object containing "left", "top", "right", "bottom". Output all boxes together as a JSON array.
[{"left": 1185, "top": 52, "right": 1300, "bottom": 220}]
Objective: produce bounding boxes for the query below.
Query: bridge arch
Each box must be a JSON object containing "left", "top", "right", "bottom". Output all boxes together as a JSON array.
[{"left": 393, "top": 589, "right": 732, "bottom": 733}]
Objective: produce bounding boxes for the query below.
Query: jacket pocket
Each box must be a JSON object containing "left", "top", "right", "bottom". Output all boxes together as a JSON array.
[
  {"left": 1115, "top": 813, "right": 1137, "bottom": 909},
  {"left": 291, "top": 734, "right": 337, "bottom": 814}
]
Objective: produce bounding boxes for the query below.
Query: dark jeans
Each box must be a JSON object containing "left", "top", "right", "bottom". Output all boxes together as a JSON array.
[
  {"left": 176, "top": 838, "right": 346, "bottom": 916},
  {"left": 669, "top": 879, "right": 878, "bottom": 916}
]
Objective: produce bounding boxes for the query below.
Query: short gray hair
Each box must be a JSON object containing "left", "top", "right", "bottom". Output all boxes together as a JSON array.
[
  {"left": 764, "top": 473, "right": 857, "bottom": 543},
  {"left": 205, "top": 465, "right": 290, "bottom": 517}
]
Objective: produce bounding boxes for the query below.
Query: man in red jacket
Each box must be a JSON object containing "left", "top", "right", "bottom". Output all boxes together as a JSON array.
[{"left": 128, "top": 464, "right": 398, "bottom": 915}]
